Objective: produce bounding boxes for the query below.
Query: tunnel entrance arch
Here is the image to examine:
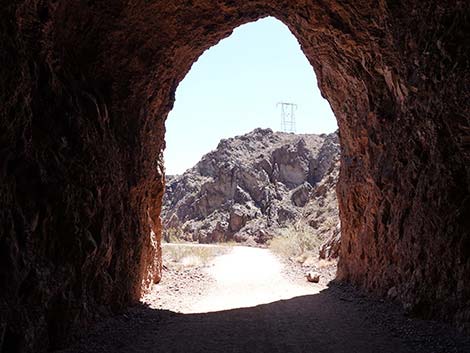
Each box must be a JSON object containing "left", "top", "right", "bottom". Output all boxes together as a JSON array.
[
  {"left": 160, "top": 16, "right": 340, "bottom": 254},
  {"left": 132, "top": 2, "right": 468, "bottom": 326}
]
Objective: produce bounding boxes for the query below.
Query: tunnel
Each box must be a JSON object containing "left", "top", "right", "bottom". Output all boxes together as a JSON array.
[{"left": 0, "top": 0, "right": 469, "bottom": 351}]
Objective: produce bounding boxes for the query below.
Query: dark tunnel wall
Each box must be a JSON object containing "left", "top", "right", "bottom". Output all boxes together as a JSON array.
[{"left": 0, "top": 1, "right": 469, "bottom": 351}]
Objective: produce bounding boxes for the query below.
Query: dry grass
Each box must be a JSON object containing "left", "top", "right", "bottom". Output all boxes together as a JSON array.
[
  {"left": 162, "top": 244, "right": 230, "bottom": 269},
  {"left": 268, "top": 222, "right": 322, "bottom": 264},
  {"left": 163, "top": 227, "right": 184, "bottom": 243}
]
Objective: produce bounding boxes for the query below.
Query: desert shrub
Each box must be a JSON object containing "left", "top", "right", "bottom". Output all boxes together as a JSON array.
[
  {"left": 162, "top": 227, "right": 183, "bottom": 243},
  {"left": 162, "top": 244, "right": 229, "bottom": 268},
  {"left": 322, "top": 217, "right": 338, "bottom": 230},
  {"left": 269, "top": 222, "right": 322, "bottom": 262}
]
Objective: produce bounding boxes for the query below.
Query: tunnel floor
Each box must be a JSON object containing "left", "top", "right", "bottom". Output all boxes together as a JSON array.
[{"left": 57, "top": 246, "right": 470, "bottom": 353}]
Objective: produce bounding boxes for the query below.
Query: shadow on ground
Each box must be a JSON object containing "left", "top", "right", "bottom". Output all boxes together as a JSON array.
[{"left": 58, "top": 283, "right": 470, "bottom": 353}]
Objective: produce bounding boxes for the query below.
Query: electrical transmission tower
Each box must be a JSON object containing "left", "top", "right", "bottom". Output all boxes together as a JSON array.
[{"left": 277, "top": 102, "right": 298, "bottom": 133}]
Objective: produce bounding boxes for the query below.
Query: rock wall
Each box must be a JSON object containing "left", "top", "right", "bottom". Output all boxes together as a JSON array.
[
  {"left": 1, "top": 0, "right": 469, "bottom": 351},
  {"left": 162, "top": 129, "right": 340, "bottom": 249}
]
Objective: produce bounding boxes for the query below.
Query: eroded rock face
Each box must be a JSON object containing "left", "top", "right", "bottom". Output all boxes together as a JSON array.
[
  {"left": 1, "top": 1, "right": 469, "bottom": 351},
  {"left": 162, "top": 129, "right": 340, "bottom": 247}
]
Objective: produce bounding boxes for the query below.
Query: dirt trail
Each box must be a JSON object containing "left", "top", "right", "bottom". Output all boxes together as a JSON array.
[
  {"left": 189, "top": 246, "right": 319, "bottom": 313},
  {"left": 59, "top": 246, "right": 470, "bottom": 353}
]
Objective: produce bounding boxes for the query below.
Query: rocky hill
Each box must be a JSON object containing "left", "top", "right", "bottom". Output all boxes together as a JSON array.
[{"left": 162, "top": 128, "right": 341, "bottom": 259}]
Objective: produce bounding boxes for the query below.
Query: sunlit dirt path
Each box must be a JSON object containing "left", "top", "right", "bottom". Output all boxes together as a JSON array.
[
  {"left": 189, "top": 246, "right": 320, "bottom": 313},
  {"left": 58, "top": 246, "right": 470, "bottom": 353}
]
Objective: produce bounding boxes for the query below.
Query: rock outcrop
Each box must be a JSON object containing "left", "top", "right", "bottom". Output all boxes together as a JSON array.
[
  {"left": 162, "top": 129, "right": 340, "bottom": 255},
  {"left": 1, "top": 1, "right": 469, "bottom": 351}
]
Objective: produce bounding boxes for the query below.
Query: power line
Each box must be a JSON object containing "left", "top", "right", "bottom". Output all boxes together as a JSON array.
[{"left": 277, "top": 102, "right": 297, "bottom": 133}]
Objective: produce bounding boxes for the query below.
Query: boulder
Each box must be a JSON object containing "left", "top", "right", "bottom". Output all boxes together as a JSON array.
[{"left": 306, "top": 272, "right": 321, "bottom": 283}]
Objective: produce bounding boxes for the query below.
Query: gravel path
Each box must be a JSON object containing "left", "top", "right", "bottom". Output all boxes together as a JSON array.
[{"left": 58, "top": 246, "right": 470, "bottom": 353}]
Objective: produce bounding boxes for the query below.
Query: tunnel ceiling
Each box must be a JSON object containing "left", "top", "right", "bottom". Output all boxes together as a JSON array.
[{"left": 1, "top": 0, "right": 469, "bottom": 352}]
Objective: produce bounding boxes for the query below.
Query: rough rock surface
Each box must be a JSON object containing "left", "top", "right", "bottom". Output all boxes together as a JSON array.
[
  {"left": 162, "top": 129, "right": 340, "bottom": 253},
  {"left": 1, "top": 1, "right": 469, "bottom": 352}
]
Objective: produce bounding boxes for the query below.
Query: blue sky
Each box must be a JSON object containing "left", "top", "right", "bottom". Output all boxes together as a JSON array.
[{"left": 164, "top": 16, "right": 337, "bottom": 175}]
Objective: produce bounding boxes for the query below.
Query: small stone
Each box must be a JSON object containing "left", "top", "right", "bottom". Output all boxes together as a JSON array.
[
  {"left": 306, "top": 271, "right": 320, "bottom": 283},
  {"left": 387, "top": 286, "right": 398, "bottom": 299}
]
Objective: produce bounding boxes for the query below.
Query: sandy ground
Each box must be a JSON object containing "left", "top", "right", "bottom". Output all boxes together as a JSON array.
[
  {"left": 58, "top": 245, "right": 470, "bottom": 353},
  {"left": 143, "top": 244, "right": 335, "bottom": 313},
  {"left": 188, "top": 246, "right": 320, "bottom": 313}
]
